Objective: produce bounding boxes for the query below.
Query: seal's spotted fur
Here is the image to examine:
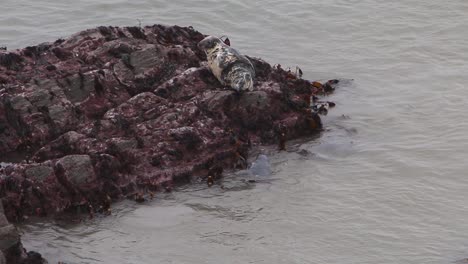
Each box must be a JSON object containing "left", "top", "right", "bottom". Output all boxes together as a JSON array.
[{"left": 198, "top": 36, "right": 255, "bottom": 92}]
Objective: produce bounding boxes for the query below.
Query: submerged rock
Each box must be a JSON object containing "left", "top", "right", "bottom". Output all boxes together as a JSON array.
[
  {"left": 0, "top": 25, "right": 338, "bottom": 225},
  {"left": 249, "top": 154, "right": 271, "bottom": 177}
]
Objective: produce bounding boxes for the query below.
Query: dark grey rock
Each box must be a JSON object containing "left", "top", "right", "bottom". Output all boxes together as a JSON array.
[
  {"left": 0, "top": 224, "right": 20, "bottom": 252},
  {"left": 0, "top": 203, "right": 8, "bottom": 227},
  {"left": 47, "top": 103, "right": 75, "bottom": 130},
  {"left": 239, "top": 91, "right": 269, "bottom": 110},
  {"left": 130, "top": 45, "right": 164, "bottom": 74},
  {"left": 109, "top": 138, "right": 137, "bottom": 152},
  {"left": 104, "top": 92, "right": 161, "bottom": 122},
  {"left": 47, "top": 104, "right": 67, "bottom": 121},
  {"left": 169, "top": 126, "right": 196, "bottom": 141},
  {"left": 9, "top": 95, "right": 32, "bottom": 115},
  {"left": 201, "top": 90, "right": 232, "bottom": 112},
  {"left": 26, "top": 89, "right": 51, "bottom": 108},
  {"left": 61, "top": 131, "right": 86, "bottom": 144},
  {"left": 59, "top": 73, "right": 95, "bottom": 103},
  {"left": 0, "top": 250, "right": 5, "bottom": 264},
  {"left": 56, "top": 155, "right": 96, "bottom": 186},
  {"left": 24, "top": 165, "right": 53, "bottom": 181},
  {"left": 0, "top": 203, "right": 18, "bottom": 260}
]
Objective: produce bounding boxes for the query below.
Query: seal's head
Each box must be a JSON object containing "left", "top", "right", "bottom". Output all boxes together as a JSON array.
[{"left": 198, "top": 36, "right": 223, "bottom": 53}]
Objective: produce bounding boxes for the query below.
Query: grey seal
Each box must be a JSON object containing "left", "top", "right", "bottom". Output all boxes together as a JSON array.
[{"left": 198, "top": 36, "right": 255, "bottom": 92}]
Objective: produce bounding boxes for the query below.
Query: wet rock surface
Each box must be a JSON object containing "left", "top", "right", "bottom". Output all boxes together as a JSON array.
[
  {"left": 0, "top": 202, "right": 19, "bottom": 251},
  {"left": 0, "top": 25, "right": 337, "bottom": 228},
  {"left": 0, "top": 202, "right": 45, "bottom": 263}
]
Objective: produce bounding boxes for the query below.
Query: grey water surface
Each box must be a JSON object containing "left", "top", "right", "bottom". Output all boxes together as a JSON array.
[{"left": 2, "top": 0, "right": 468, "bottom": 263}]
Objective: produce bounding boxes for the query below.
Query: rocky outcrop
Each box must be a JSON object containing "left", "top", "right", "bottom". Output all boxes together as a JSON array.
[
  {"left": 0, "top": 202, "right": 45, "bottom": 263},
  {"left": 0, "top": 24, "right": 337, "bottom": 225},
  {"left": 0, "top": 201, "right": 20, "bottom": 259}
]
